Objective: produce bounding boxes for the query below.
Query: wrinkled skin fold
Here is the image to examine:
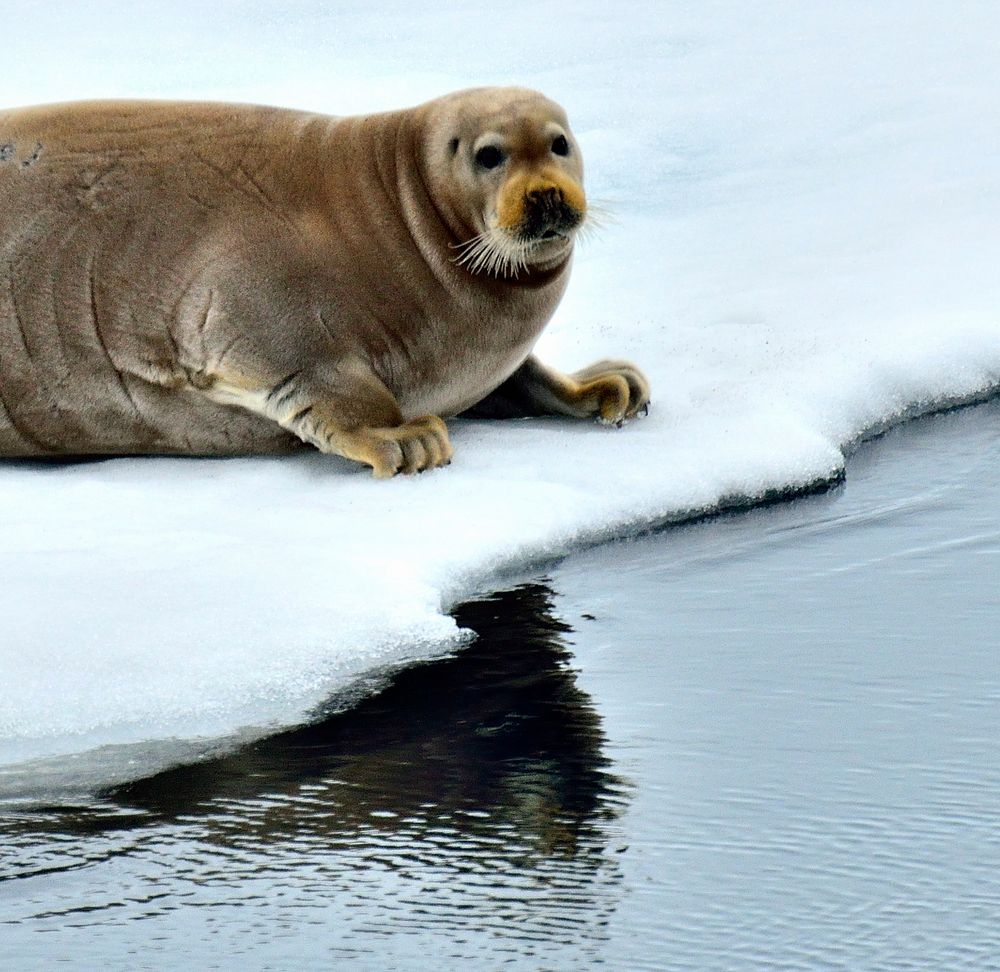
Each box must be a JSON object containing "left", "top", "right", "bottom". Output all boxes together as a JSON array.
[{"left": 0, "top": 87, "right": 649, "bottom": 476}]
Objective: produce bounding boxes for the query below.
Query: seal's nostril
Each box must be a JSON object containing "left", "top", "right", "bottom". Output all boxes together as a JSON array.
[
  {"left": 527, "top": 187, "right": 562, "bottom": 211},
  {"left": 522, "top": 186, "right": 580, "bottom": 241}
]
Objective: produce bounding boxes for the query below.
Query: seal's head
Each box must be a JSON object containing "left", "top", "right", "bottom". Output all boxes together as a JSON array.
[{"left": 421, "top": 87, "right": 587, "bottom": 279}]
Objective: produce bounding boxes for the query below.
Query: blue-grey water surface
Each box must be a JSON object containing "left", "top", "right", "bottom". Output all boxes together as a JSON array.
[{"left": 3, "top": 402, "right": 1000, "bottom": 970}]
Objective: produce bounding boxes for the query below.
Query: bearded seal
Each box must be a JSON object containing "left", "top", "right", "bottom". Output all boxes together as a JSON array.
[{"left": 0, "top": 88, "right": 649, "bottom": 476}]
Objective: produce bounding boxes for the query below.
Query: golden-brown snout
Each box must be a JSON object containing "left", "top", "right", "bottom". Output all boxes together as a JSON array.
[{"left": 496, "top": 169, "right": 587, "bottom": 240}]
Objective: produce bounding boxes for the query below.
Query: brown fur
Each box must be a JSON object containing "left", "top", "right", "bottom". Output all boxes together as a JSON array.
[{"left": 0, "top": 87, "right": 649, "bottom": 476}]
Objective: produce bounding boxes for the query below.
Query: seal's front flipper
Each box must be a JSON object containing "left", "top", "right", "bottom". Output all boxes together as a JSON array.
[
  {"left": 464, "top": 355, "right": 650, "bottom": 426},
  {"left": 335, "top": 415, "right": 454, "bottom": 478},
  {"left": 195, "top": 359, "right": 453, "bottom": 477},
  {"left": 267, "top": 392, "right": 453, "bottom": 477},
  {"left": 564, "top": 359, "right": 651, "bottom": 425}
]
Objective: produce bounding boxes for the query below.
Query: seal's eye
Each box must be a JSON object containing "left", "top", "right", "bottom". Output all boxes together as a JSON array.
[
  {"left": 551, "top": 135, "right": 570, "bottom": 157},
  {"left": 475, "top": 145, "right": 505, "bottom": 170}
]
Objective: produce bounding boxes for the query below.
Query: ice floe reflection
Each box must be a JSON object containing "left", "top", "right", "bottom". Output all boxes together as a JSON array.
[{"left": 3, "top": 584, "right": 628, "bottom": 962}]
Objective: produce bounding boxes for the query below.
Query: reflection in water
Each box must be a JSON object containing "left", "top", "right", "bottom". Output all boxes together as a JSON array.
[
  {"left": 2, "top": 584, "right": 628, "bottom": 967},
  {"left": 118, "top": 584, "right": 622, "bottom": 851}
]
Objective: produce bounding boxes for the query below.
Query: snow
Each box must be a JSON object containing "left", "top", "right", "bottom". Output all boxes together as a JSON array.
[{"left": 3, "top": 1, "right": 1000, "bottom": 794}]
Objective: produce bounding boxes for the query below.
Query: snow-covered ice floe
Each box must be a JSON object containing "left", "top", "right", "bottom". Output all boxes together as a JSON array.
[{"left": 3, "top": 1, "right": 999, "bottom": 797}]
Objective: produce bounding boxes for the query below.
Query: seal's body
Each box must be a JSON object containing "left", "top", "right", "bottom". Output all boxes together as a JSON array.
[{"left": 0, "top": 89, "right": 648, "bottom": 475}]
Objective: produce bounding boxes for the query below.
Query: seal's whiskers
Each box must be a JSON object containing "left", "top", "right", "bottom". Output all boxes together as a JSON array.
[
  {"left": 575, "top": 202, "right": 614, "bottom": 245},
  {"left": 451, "top": 227, "right": 531, "bottom": 279}
]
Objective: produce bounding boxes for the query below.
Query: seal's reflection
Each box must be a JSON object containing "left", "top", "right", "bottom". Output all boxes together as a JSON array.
[{"left": 111, "top": 582, "right": 627, "bottom": 860}]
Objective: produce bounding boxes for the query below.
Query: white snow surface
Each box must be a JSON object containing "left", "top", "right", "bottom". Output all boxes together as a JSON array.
[{"left": 3, "top": 2, "right": 1000, "bottom": 790}]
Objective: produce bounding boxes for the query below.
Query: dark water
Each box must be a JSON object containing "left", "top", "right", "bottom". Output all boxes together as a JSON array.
[{"left": 3, "top": 403, "right": 1000, "bottom": 970}]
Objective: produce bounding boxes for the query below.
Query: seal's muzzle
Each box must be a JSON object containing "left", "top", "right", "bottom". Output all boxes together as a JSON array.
[{"left": 521, "top": 186, "right": 582, "bottom": 241}]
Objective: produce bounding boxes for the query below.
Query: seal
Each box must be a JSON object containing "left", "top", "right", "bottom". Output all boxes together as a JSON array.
[{"left": 0, "top": 88, "right": 649, "bottom": 476}]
